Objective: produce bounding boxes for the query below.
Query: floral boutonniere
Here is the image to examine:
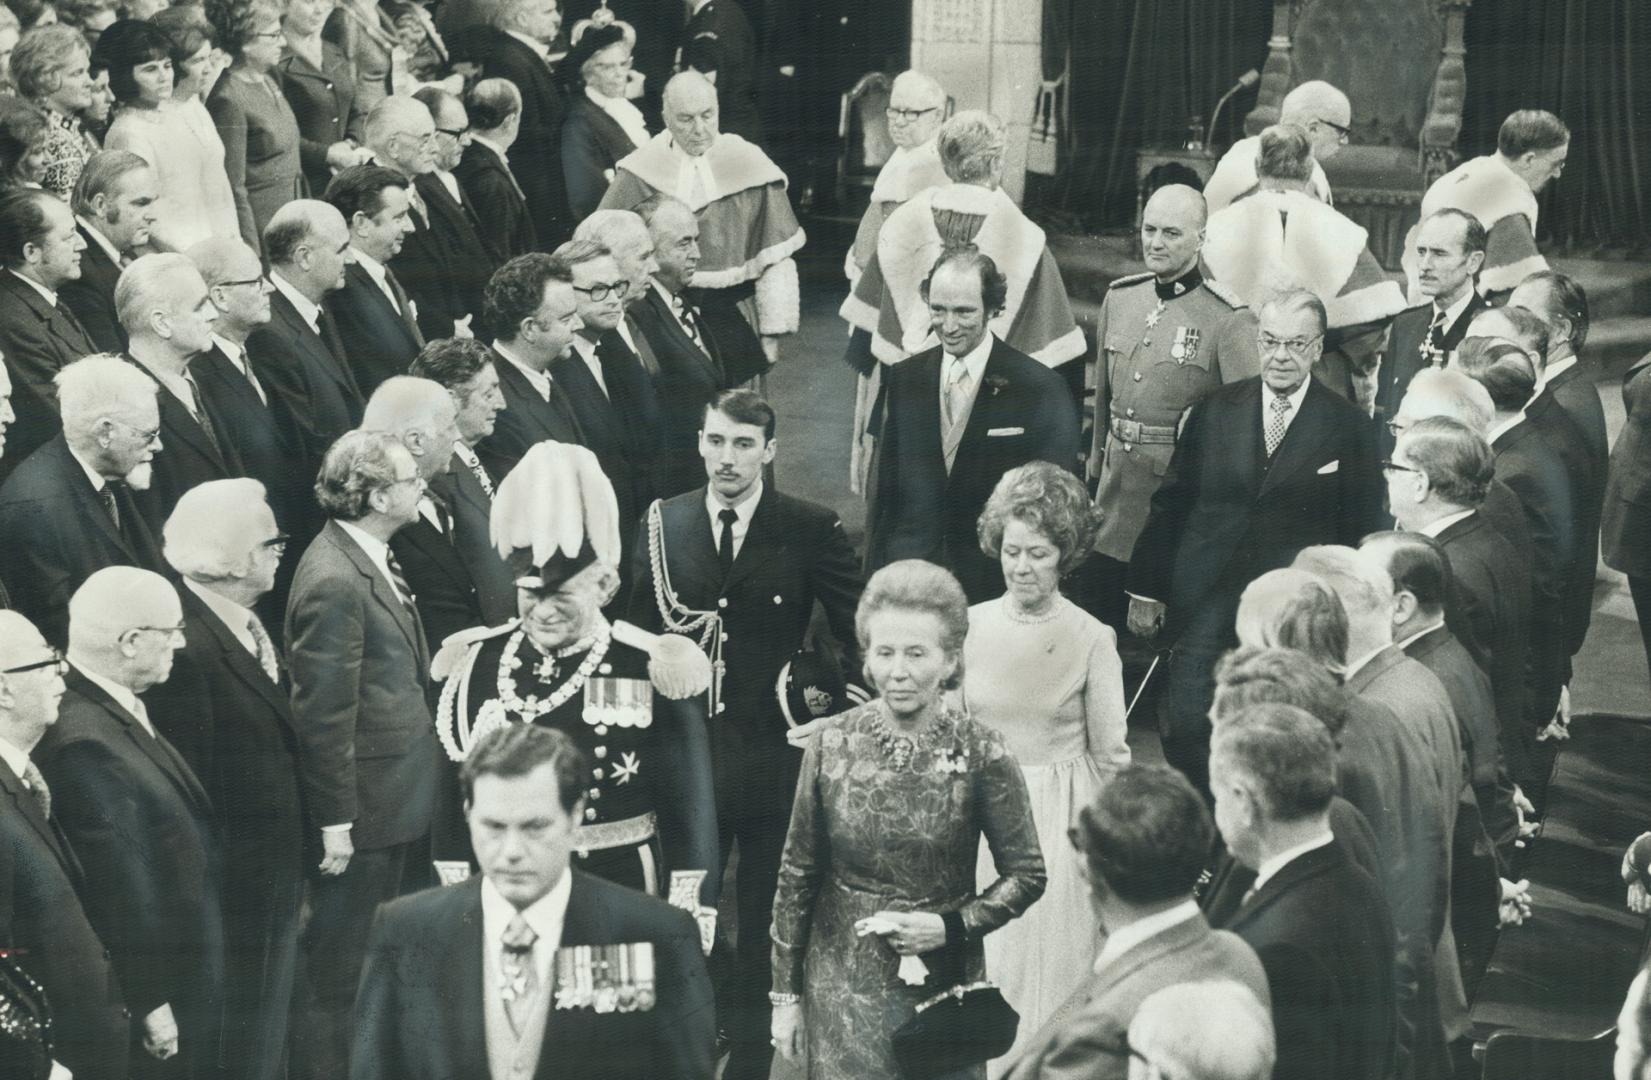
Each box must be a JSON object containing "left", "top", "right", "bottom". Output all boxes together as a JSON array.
[{"left": 983, "top": 375, "right": 1009, "bottom": 397}]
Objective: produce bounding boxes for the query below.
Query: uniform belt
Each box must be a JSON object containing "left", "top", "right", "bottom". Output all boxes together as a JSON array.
[
  {"left": 1109, "top": 416, "right": 1178, "bottom": 445},
  {"left": 574, "top": 811, "right": 657, "bottom": 851}
]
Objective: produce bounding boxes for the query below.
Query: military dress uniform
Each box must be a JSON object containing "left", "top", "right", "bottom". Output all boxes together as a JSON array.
[
  {"left": 436, "top": 619, "right": 721, "bottom": 911},
  {"left": 1082, "top": 267, "right": 1259, "bottom": 627}
]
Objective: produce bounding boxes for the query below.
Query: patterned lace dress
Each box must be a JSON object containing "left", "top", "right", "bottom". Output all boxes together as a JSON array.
[{"left": 771, "top": 701, "right": 1047, "bottom": 1079}]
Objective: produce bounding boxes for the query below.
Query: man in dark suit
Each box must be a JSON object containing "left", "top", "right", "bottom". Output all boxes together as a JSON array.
[
  {"left": 477, "top": 252, "right": 588, "bottom": 479},
  {"left": 250, "top": 200, "right": 364, "bottom": 473},
  {"left": 869, "top": 248, "right": 1080, "bottom": 603},
  {"left": 408, "top": 337, "right": 517, "bottom": 625},
  {"left": 351, "top": 723, "right": 717, "bottom": 1080},
  {"left": 1208, "top": 704, "right": 1397, "bottom": 1080},
  {"left": 478, "top": 0, "right": 570, "bottom": 248},
  {"left": 415, "top": 89, "right": 506, "bottom": 325},
  {"left": 37, "top": 568, "right": 224, "bottom": 1078},
  {"left": 364, "top": 97, "right": 496, "bottom": 340},
  {"left": 628, "top": 390, "right": 862, "bottom": 1078},
  {"left": 0, "top": 355, "right": 168, "bottom": 645},
  {"left": 322, "top": 165, "right": 424, "bottom": 397},
  {"left": 1604, "top": 349, "right": 1651, "bottom": 683},
  {"left": 147, "top": 482, "right": 304, "bottom": 1080},
  {"left": 0, "top": 189, "right": 97, "bottom": 471},
  {"left": 118, "top": 254, "right": 244, "bottom": 529},
  {"left": 1376, "top": 208, "right": 1487, "bottom": 434},
  {"left": 286, "top": 430, "right": 442, "bottom": 1080},
  {"left": 632, "top": 197, "right": 736, "bottom": 497},
  {"left": 457, "top": 79, "right": 537, "bottom": 261},
  {"left": 554, "top": 239, "right": 661, "bottom": 586},
  {"left": 1127, "top": 288, "right": 1384, "bottom": 793},
  {"left": 63, "top": 150, "right": 159, "bottom": 354},
  {"left": 1004, "top": 766, "right": 1269, "bottom": 1080},
  {"left": 681, "top": 0, "right": 761, "bottom": 145},
  {"left": 362, "top": 376, "right": 486, "bottom": 649},
  {"left": 0, "top": 611, "right": 130, "bottom": 1080}
]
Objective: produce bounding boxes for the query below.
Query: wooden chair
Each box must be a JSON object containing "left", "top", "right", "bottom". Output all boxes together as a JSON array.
[
  {"left": 1479, "top": 1028, "right": 1617, "bottom": 1080},
  {"left": 834, "top": 72, "right": 895, "bottom": 214},
  {"left": 1243, "top": 0, "right": 1472, "bottom": 267}
]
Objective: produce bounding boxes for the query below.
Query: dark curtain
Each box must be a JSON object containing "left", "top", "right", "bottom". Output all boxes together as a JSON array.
[
  {"left": 1463, "top": 0, "right": 1651, "bottom": 253},
  {"left": 1032, "top": 0, "right": 1270, "bottom": 230}
]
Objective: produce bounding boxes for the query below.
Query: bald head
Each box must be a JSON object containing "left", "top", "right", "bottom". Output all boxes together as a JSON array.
[
  {"left": 889, "top": 70, "right": 947, "bottom": 149},
  {"left": 1141, "top": 184, "right": 1207, "bottom": 281},
  {"left": 264, "top": 200, "right": 351, "bottom": 300},
  {"left": 1396, "top": 366, "right": 1497, "bottom": 437},
  {"left": 67, "top": 567, "right": 184, "bottom": 692},
  {"left": 574, "top": 209, "right": 654, "bottom": 301},
  {"left": 1279, "top": 80, "right": 1352, "bottom": 162},
  {"left": 0, "top": 611, "right": 61, "bottom": 745},
  {"left": 1236, "top": 568, "right": 1336, "bottom": 649},
  {"left": 1292, "top": 544, "right": 1395, "bottom": 653},
  {"left": 185, "top": 235, "right": 260, "bottom": 287},
  {"left": 0, "top": 611, "right": 48, "bottom": 672},
  {"left": 363, "top": 376, "right": 460, "bottom": 483},
  {"left": 663, "top": 72, "right": 719, "bottom": 156}
]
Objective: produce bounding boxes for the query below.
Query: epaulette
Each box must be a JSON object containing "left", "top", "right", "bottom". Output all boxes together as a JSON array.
[
  {"left": 1107, "top": 271, "right": 1155, "bottom": 290},
  {"left": 694, "top": 30, "right": 718, "bottom": 40},
  {"left": 432, "top": 619, "right": 519, "bottom": 683},
  {"left": 1201, "top": 278, "right": 1246, "bottom": 308}
]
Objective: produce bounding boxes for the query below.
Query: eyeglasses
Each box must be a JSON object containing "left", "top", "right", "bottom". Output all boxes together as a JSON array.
[
  {"left": 261, "top": 533, "right": 291, "bottom": 554},
  {"left": 251, "top": 27, "right": 284, "bottom": 40},
  {"left": 387, "top": 474, "right": 426, "bottom": 491},
  {"left": 572, "top": 280, "right": 629, "bottom": 302},
  {"left": 1317, "top": 117, "right": 1351, "bottom": 144},
  {"left": 435, "top": 125, "right": 469, "bottom": 139},
  {"left": 108, "top": 417, "right": 161, "bottom": 445},
  {"left": 129, "top": 623, "right": 187, "bottom": 642},
  {"left": 215, "top": 275, "right": 267, "bottom": 290},
  {"left": 398, "top": 132, "right": 437, "bottom": 150},
  {"left": 1257, "top": 333, "right": 1323, "bottom": 357},
  {"left": 1380, "top": 459, "right": 1422, "bottom": 476},
  {"left": 887, "top": 106, "right": 938, "bottom": 123},
  {"left": 1, "top": 647, "right": 67, "bottom": 676}
]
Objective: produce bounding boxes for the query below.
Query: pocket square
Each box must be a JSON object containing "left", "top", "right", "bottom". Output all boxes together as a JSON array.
[
  {"left": 987, "top": 427, "right": 1025, "bottom": 437},
  {"left": 1316, "top": 460, "right": 1340, "bottom": 475}
]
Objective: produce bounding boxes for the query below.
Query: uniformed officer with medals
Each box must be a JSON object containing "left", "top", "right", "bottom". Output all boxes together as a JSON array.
[
  {"left": 434, "top": 441, "right": 722, "bottom": 951},
  {"left": 1079, "top": 183, "right": 1261, "bottom": 632}
]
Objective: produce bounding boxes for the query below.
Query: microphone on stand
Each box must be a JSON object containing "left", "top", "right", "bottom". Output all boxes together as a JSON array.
[{"left": 1205, "top": 69, "right": 1261, "bottom": 152}]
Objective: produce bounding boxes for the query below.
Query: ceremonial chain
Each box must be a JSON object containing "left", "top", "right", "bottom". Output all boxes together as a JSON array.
[
  {"left": 647, "top": 501, "right": 725, "bottom": 713},
  {"left": 868, "top": 702, "right": 961, "bottom": 773},
  {"left": 495, "top": 623, "right": 612, "bottom": 722}
]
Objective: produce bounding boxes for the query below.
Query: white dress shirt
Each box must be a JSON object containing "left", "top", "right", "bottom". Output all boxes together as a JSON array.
[
  {"left": 481, "top": 870, "right": 571, "bottom": 1079},
  {"left": 1418, "top": 507, "right": 1475, "bottom": 538},
  {"left": 1252, "top": 831, "right": 1335, "bottom": 894},
  {"left": 352, "top": 246, "right": 400, "bottom": 309},
  {"left": 271, "top": 270, "right": 323, "bottom": 334},
  {"left": 1432, "top": 287, "right": 1475, "bottom": 336},
  {"left": 0, "top": 735, "right": 31, "bottom": 782},
  {"left": 210, "top": 333, "right": 268, "bottom": 404},
  {"left": 939, "top": 332, "right": 994, "bottom": 422},
  {"left": 336, "top": 519, "right": 407, "bottom": 603},
  {"left": 1394, "top": 618, "right": 1448, "bottom": 652},
  {"left": 1090, "top": 899, "right": 1201, "bottom": 974},
  {"left": 183, "top": 578, "right": 261, "bottom": 657},
  {"left": 129, "top": 355, "right": 204, "bottom": 421},
  {"left": 76, "top": 214, "right": 125, "bottom": 266},
  {"left": 1486, "top": 411, "right": 1526, "bottom": 446},
  {"left": 707, "top": 479, "right": 763, "bottom": 560},
  {"left": 505, "top": 29, "right": 551, "bottom": 62},
  {"left": 10, "top": 267, "right": 57, "bottom": 307},
  {"left": 68, "top": 663, "right": 157, "bottom": 738},
  {"left": 1260, "top": 376, "right": 1312, "bottom": 443},
  {"left": 493, "top": 339, "right": 554, "bottom": 403},
  {"left": 569, "top": 335, "right": 609, "bottom": 397},
  {"left": 434, "top": 168, "right": 464, "bottom": 207},
  {"left": 585, "top": 85, "right": 650, "bottom": 149}
]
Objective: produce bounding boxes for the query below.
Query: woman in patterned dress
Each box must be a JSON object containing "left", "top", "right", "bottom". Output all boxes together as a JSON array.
[
  {"left": 12, "top": 24, "right": 100, "bottom": 200},
  {"left": 963, "top": 462, "right": 1130, "bottom": 1075},
  {"left": 770, "top": 559, "right": 1046, "bottom": 1079}
]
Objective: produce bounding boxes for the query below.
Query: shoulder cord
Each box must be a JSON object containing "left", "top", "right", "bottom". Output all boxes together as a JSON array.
[{"left": 647, "top": 499, "right": 725, "bottom": 715}]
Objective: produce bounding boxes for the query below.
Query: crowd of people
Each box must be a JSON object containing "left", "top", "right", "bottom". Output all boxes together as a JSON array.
[{"left": 0, "top": 2, "right": 1644, "bottom": 1079}]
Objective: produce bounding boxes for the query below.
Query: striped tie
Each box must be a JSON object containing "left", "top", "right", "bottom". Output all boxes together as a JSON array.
[{"left": 384, "top": 550, "right": 416, "bottom": 612}]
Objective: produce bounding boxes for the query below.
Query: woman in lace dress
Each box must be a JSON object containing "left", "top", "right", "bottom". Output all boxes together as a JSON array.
[
  {"left": 12, "top": 24, "right": 100, "bottom": 200},
  {"left": 771, "top": 560, "right": 1046, "bottom": 1080},
  {"left": 963, "top": 462, "right": 1130, "bottom": 1075}
]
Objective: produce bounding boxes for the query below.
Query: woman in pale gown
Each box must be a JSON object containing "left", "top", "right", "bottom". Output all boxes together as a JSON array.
[{"left": 962, "top": 461, "right": 1130, "bottom": 1076}]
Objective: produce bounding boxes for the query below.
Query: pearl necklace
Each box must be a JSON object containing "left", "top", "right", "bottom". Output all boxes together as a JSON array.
[
  {"left": 1002, "top": 594, "right": 1064, "bottom": 625},
  {"left": 495, "top": 622, "right": 612, "bottom": 722},
  {"left": 868, "top": 702, "right": 958, "bottom": 772}
]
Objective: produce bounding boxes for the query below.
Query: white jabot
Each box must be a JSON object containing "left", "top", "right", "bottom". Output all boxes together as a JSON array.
[
  {"left": 1252, "top": 831, "right": 1335, "bottom": 894},
  {"left": 670, "top": 139, "right": 719, "bottom": 205},
  {"left": 1090, "top": 900, "right": 1200, "bottom": 974},
  {"left": 706, "top": 479, "right": 762, "bottom": 560},
  {"left": 585, "top": 85, "right": 650, "bottom": 149}
]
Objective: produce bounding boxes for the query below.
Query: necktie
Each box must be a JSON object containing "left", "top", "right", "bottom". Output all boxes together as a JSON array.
[
  {"left": 426, "top": 493, "right": 453, "bottom": 541},
  {"left": 383, "top": 265, "right": 425, "bottom": 347},
  {"left": 944, "top": 357, "right": 971, "bottom": 429},
  {"left": 673, "top": 292, "right": 706, "bottom": 352},
  {"left": 98, "top": 484, "right": 120, "bottom": 533},
  {"left": 184, "top": 371, "right": 224, "bottom": 457},
  {"left": 717, "top": 508, "right": 738, "bottom": 580},
  {"left": 1264, "top": 394, "right": 1291, "bottom": 457},
  {"left": 246, "top": 613, "right": 279, "bottom": 683},
  {"left": 500, "top": 915, "right": 539, "bottom": 1036},
  {"left": 21, "top": 761, "right": 50, "bottom": 820},
  {"left": 462, "top": 451, "right": 494, "bottom": 499},
  {"left": 384, "top": 549, "right": 416, "bottom": 612},
  {"left": 1427, "top": 308, "right": 1447, "bottom": 366},
  {"left": 228, "top": 344, "right": 268, "bottom": 405},
  {"left": 406, "top": 184, "right": 429, "bottom": 227}
]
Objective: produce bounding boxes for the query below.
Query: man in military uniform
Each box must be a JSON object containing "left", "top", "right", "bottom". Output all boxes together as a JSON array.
[
  {"left": 680, "top": 0, "right": 761, "bottom": 145},
  {"left": 1078, "top": 184, "right": 1259, "bottom": 631}
]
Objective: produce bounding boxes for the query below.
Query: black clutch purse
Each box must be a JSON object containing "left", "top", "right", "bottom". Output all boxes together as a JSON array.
[{"left": 891, "top": 981, "right": 1019, "bottom": 1079}]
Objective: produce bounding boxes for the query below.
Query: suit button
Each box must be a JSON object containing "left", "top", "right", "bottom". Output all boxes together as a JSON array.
[
  {"left": 1123, "top": 443, "right": 1133, "bottom": 453},
  {"left": 325, "top": 83, "right": 333, "bottom": 89},
  {"left": 103, "top": 948, "right": 111, "bottom": 960},
  {"left": 716, "top": 702, "right": 726, "bottom": 714},
  {"left": 585, "top": 806, "right": 598, "bottom": 820},
  {"left": 772, "top": 595, "right": 782, "bottom": 604},
  {"left": 1133, "top": 371, "right": 1142, "bottom": 381},
  {"left": 594, "top": 746, "right": 607, "bottom": 759},
  {"left": 592, "top": 767, "right": 604, "bottom": 780},
  {"left": 595, "top": 724, "right": 608, "bottom": 735},
  {"left": 121, "top": 1007, "right": 131, "bottom": 1019},
  {"left": 1126, "top": 408, "right": 1135, "bottom": 418},
  {"left": 332, "top": 116, "right": 340, "bottom": 123},
  {"left": 717, "top": 598, "right": 728, "bottom": 609},
  {"left": 588, "top": 787, "right": 601, "bottom": 799},
  {"left": 719, "top": 632, "right": 728, "bottom": 643},
  {"left": 1143, "top": 338, "right": 1152, "bottom": 347}
]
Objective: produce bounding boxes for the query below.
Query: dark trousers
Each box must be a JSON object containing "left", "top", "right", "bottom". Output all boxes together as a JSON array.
[
  {"left": 293, "top": 836, "right": 425, "bottom": 1080},
  {"left": 715, "top": 811, "right": 791, "bottom": 1080},
  {"left": 221, "top": 874, "right": 302, "bottom": 1080},
  {"left": 1159, "top": 592, "right": 1242, "bottom": 800},
  {"left": 1067, "top": 552, "right": 1129, "bottom": 633}
]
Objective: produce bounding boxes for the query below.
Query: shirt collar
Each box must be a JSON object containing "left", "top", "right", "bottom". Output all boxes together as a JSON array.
[
  {"left": 351, "top": 245, "right": 388, "bottom": 283},
  {"left": 271, "top": 269, "right": 322, "bottom": 333},
  {"left": 10, "top": 268, "right": 56, "bottom": 307},
  {"left": 493, "top": 339, "right": 553, "bottom": 401},
  {"left": 481, "top": 868, "right": 572, "bottom": 948},
  {"left": 1543, "top": 353, "right": 1578, "bottom": 382},
  {"left": 1343, "top": 642, "right": 1390, "bottom": 682},
  {"left": 1417, "top": 506, "right": 1474, "bottom": 538},
  {"left": 1394, "top": 619, "right": 1447, "bottom": 652},
  {"left": 1154, "top": 265, "right": 1202, "bottom": 302},
  {"left": 1091, "top": 900, "right": 1200, "bottom": 974},
  {"left": 76, "top": 214, "right": 124, "bottom": 265},
  {"left": 1268, "top": 376, "right": 1312, "bottom": 415},
  {"left": 211, "top": 333, "right": 246, "bottom": 364},
  {"left": 336, "top": 518, "right": 390, "bottom": 567},
  {"left": 182, "top": 578, "right": 257, "bottom": 645},
  {"left": 470, "top": 133, "right": 509, "bottom": 162},
  {"left": 707, "top": 478, "right": 762, "bottom": 526},
  {"left": 943, "top": 332, "right": 995, "bottom": 383},
  {"left": 1433, "top": 287, "right": 1475, "bottom": 331},
  {"left": 66, "top": 441, "right": 109, "bottom": 492},
  {"left": 1487, "top": 410, "right": 1526, "bottom": 445},
  {"left": 570, "top": 334, "right": 598, "bottom": 363},
  {"left": 505, "top": 29, "right": 550, "bottom": 61},
  {"left": 0, "top": 736, "right": 30, "bottom": 782},
  {"left": 454, "top": 440, "right": 482, "bottom": 465},
  {"left": 1252, "top": 831, "right": 1335, "bottom": 894},
  {"left": 67, "top": 661, "right": 143, "bottom": 724}
]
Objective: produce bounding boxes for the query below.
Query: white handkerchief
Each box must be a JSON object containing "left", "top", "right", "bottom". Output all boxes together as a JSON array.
[
  {"left": 1316, "top": 460, "right": 1340, "bottom": 475},
  {"left": 898, "top": 955, "right": 930, "bottom": 986},
  {"left": 987, "top": 427, "right": 1025, "bottom": 437}
]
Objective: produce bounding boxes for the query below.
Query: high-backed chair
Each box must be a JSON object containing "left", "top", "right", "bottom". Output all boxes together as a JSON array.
[
  {"left": 1244, "top": 0, "right": 1472, "bottom": 268},
  {"left": 835, "top": 73, "right": 895, "bottom": 213}
]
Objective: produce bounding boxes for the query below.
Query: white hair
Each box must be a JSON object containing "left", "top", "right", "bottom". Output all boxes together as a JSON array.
[
  {"left": 1280, "top": 80, "right": 1350, "bottom": 125},
  {"left": 1293, "top": 545, "right": 1394, "bottom": 620},
  {"left": 662, "top": 70, "right": 717, "bottom": 114},
  {"left": 67, "top": 566, "right": 179, "bottom": 657},
  {"left": 890, "top": 70, "right": 946, "bottom": 108},
  {"left": 937, "top": 111, "right": 1006, "bottom": 184},
  {"left": 1404, "top": 367, "right": 1496, "bottom": 436},
  {"left": 1128, "top": 981, "right": 1276, "bottom": 1080},
  {"left": 55, "top": 354, "right": 157, "bottom": 438},
  {"left": 115, "top": 252, "right": 203, "bottom": 335},
  {"left": 163, "top": 478, "right": 273, "bottom": 581},
  {"left": 362, "top": 375, "right": 454, "bottom": 437},
  {"left": 573, "top": 209, "right": 649, "bottom": 251}
]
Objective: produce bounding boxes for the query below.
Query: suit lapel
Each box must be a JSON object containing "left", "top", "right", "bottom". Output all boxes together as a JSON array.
[
  {"left": 133, "top": 361, "right": 231, "bottom": 473},
  {"left": 660, "top": 493, "right": 723, "bottom": 605},
  {"left": 326, "top": 522, "right": 428, "bottom": 662},
  {"left": 276, "top": 293, "right": 360, "bottom": 406},
  {"left": 70, "top": 669, "right": 212, "bottom": 816},
  {"left": 443, "top": 880, "right": 490, "bottom": 1077},
  {"left": 1259, "top": 380, "right": 1333, "bottom": 497},
  {"left": 0, "top": 762, "right": 77, "bottom": 881},
  {"left": 643, "top": 288, "right": 720, "bottom": 385},
  {"left": 496, "top": 351, "right": 582, "bottom": 443},
  {"left": 1227, "top": 842, "right": 1337, "bottom": 929},
  {"left": 52, "top": 437, "right": 137, "bottom": 558},
  {"left": 184, "top": 588, "right": 290, "bottom": 715},
  {"left": 2, "top": 272, "right": 93, "bottom": 356}
]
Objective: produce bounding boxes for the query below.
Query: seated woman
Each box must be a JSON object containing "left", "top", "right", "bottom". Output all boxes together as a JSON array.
[
  {"left": 97, "top": 18, "right": 239, "bottom": 251},
  {"left": 963, "top": 462, "right": 1128, "bottom": 1074},
  {"left": 434, "top": 442, "right": 721, "bottom": 932},
  {"left": 0, "top": 102, "right": 57, "bottom": 189},
  {"left": 770, "top": 558, "right": 1047, "bottom": 1080},
  {"left": 560, "top": 21, "right": 650, "bottom": 221}
]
